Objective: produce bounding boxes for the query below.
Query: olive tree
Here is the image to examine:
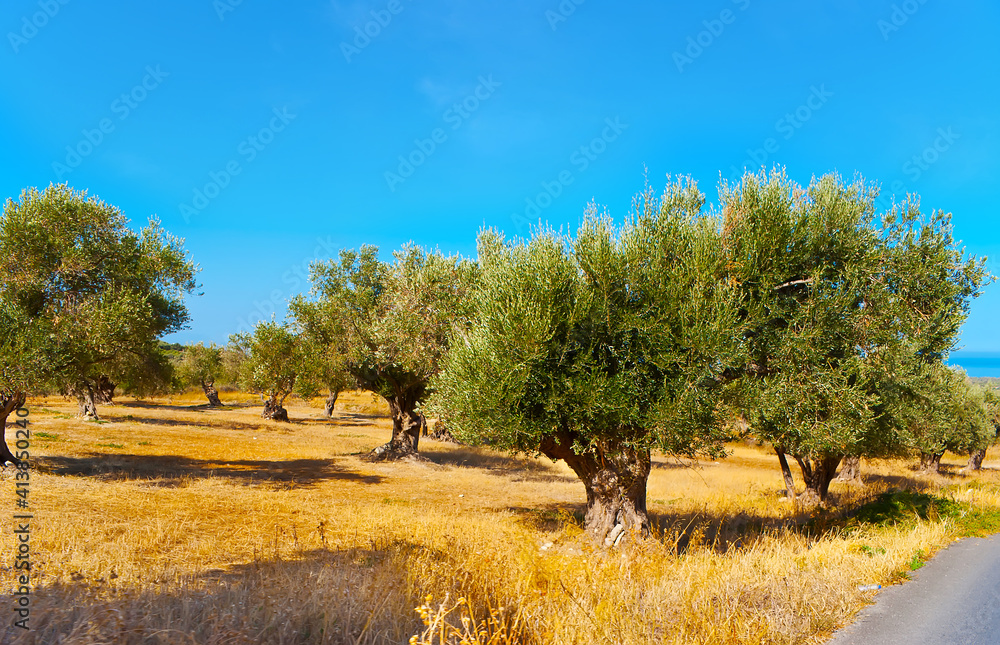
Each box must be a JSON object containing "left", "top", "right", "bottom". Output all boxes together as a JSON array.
[
  {"left": 964, "top": 385, "right": 1000, "bottom": 471},
  {"left": 0, "top": 184, "right": 195, "bottom": 434},
  {"left": 431, "top": 181, "right": 740, "bottom": 544},
  {"left": 904, "top": 367, "right": 999, "bottom": 474},
  {"left": 291, "top": 245, "right": 477, "bottom": 460},
  {"left": 229, "top": 321, "right": 305, "bottom": 421},
  {"left": 173, "top": 343, "right": 225, "bottom": 406},
  {"left": 721, "top": 170, "right": 988, "bottom": 504},
  {"left": 288, "top": 308, "right": 353, "bottom": 417}
]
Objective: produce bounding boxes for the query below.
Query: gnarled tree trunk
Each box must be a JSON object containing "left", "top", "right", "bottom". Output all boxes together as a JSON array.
[
  {"left": 368, "top": 396, "right": 421, "bottom": 461},
  {"left": 323, "top": 390, "right": 340, "bottom": 417},
  {"left": 965, "top": 448, "right": 987, "bottom": 473},
  {"left": 835, "top": 455, "right": 863, "bottom": 485},
  {"left": 76, "top": 382, "right": 99, "bottom": 420},
  {"left": 540, "top": 431, "right": 650, "bottom": 546},
  {"left": 919, "top": 451, "right": 943, "bottom": 474},
  {"left": 95, "top": 375, "right": 116, "bottom": 404},
  {"left": 262, "top": 394, "right": 289, "bottom": 422},
  {"left": 775, "top": 447, "right": 843, "bottom": 507},
  {"left": 1, "top": 391, "right": 27, "bottom": 466},
  {"left": 201, "top": 379, "right": 223, "bottom": 407},
  {"left": 793, "top": 454, "right": 843, "bottom": 505}
]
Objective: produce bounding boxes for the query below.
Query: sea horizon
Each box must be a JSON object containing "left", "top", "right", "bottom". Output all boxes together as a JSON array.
[{"left": 948, "top": 351, "right": 1000, "bottom": 378}]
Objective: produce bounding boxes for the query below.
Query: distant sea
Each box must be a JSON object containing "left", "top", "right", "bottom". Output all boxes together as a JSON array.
[{"left": 947, "top": 352, "right": 1000, "bottom": 378}]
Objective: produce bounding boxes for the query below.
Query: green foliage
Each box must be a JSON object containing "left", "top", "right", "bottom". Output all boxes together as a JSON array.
[
  {"left": 172, "top": 342, "right": 223, "bottom": 390},
  {"left": 229, "top": 321, "right": 304, "bottom": 402},
  {"left": 901, "top": 366, "right": 999, "bottom": 458},
  {"left": 849, "top": 491, "right": 962, "bottom": 528},
  {"left": 0, "top": 184, "right": 196, "bottom": 400},
  {"left": 431, "top": 178, "right": 740, "bottom": 459},
  {"left": 847, "top": 489, "right": 1000, "bottom": 539},
  {"left": 721, "top": 170, "right": 989, "bottom": 465},
  {"left": 291, "top": 244, "right": 477, "bottom": 410}
]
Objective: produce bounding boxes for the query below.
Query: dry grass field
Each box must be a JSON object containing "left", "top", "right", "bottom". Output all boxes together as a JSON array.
[{"left": 3, "top": 391, "right": 1000, "bottom": 645}]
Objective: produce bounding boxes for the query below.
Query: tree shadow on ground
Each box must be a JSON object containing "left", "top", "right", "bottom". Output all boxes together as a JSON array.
[
  {"left": 860, "top": 470, "right": 955, "bottom": 492},
  {"left": 420, "top": 446, "right": 576, "bottom": 483},
  {"left": 4, "top": 545, "right": 441, "bottom": 645},
  {"left": 506, "top": 490, "right": 909, "bottom": 554},
  {"left": 32, "top": 453, "right": 383, "bottom": 487},
  {"left": 95, "top": 409, "right": 384, "bottom": 432},
  {"left": 98, "top": 413, "right": 264, "bottom": 432},
  {"left": 315, "top": 412, "right": 391, "bottom": 427}
]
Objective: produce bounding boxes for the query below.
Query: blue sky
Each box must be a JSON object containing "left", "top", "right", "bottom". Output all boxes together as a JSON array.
[{"left": 2, "top": 0, "right": 998, "bottom": 372}]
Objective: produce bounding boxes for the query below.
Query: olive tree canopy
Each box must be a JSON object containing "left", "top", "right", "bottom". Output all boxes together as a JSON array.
[
  {"left": 291, "top": 244, "right": 478, "bottom": 460},
  {"left": 0, "top": 184, "right": 196, "bottom": 463},
  {"left": 431, "top": 180, "right": 741, "bottom": 543},
  {"left": 721, "top": 170, "right": 989, "bottom": 503}
]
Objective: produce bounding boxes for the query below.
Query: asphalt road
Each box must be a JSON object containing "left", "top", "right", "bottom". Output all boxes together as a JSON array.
[{"left": 828, "top": 535, "right": 1000, "bottom": 645}]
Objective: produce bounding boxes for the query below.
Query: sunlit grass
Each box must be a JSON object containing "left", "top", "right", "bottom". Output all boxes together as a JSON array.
[{"left": 2, "top": 394, "right": 999, "bottom": 644}]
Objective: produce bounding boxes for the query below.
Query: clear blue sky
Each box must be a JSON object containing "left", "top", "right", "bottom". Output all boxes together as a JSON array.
[{"left": 2, "top": 1, "right": 997, "bottom": 370}]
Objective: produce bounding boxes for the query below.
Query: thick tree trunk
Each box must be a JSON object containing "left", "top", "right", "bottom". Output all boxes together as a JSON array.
[
  {"left": 261, "top": 394, "right": 289, "bottom": 422},
  {"left": 95, "top": 375, "right": 116, "bottom": 404},
  {"left": 835, "top": 455, "right": 863, "bottom": 485},
  {"left": 775, "top": 446, "right": 798, "bottom": 502},
  {"left": 792, "top": 454, "right": 843, "bottom": 506},
  {"left": 76, "top": 383, "right": 99, "bottom": 420},
  {"left": 540, "top": 431, "right": 650, "bottom": 546},
  {"left": 1, "top": 391, "right": 27, "bottom": 466},
  {"left": 965, "top": 448, "right": 987, "bottom": 472},
  {"left": 919, "top": 451, "right": 943, "bottom": 474},
  {"left": 323, "top": 390, "right": 340, "bottom": 417},
  {"left": 367, "top": 397, "right": 421, "bottom": 461},
  {"left": 201, "top": 379, "right": 223, "bottom": 407}
]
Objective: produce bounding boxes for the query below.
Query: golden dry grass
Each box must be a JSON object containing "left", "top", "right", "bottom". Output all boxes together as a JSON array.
[{"left": 3, "top": 393, "right": 1000, "bottom": 644}]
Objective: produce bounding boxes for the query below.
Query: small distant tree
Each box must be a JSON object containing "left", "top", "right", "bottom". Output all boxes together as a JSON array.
[
  {"left": 291, "top": 245, "right": 477, "bottom": 460},
  {"left": 431, "top": 181, "right": 740, "bottom": 544},
  {"left": 173, "top": 343, "right": 225, "bottom": 406},
  {"left": 722, "top": 170, "right": 988, "bottom": 504},
  {"left": 965, "top": 385, "right": 1000, "bottom": 471},
  {"left": 0, "top": 184, "right": 195, "bottom": 436},
  {"left": 114, "top": 346, "right": 174, "bottom": 400},
  {"left": 905, "top": 367, "right": 999, "bottom": 474},
  {"left": 218, "top": 344, "right": 247, "bottom": 391},
  {"left": 229, "top": 322, "right": 306, "bottom": 421},
  {"left": 290, "top": 310, "right": 353, "bottom": 417}
]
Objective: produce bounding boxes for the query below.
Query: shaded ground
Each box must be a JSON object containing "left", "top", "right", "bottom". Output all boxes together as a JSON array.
[{"left": 33, "top": 453, "right": 383, "bottom": 487}]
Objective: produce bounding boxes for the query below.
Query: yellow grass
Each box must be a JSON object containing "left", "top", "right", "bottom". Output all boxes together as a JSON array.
[{"left": 3, "top": 393, "right": 1000, "bottom": 644}]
